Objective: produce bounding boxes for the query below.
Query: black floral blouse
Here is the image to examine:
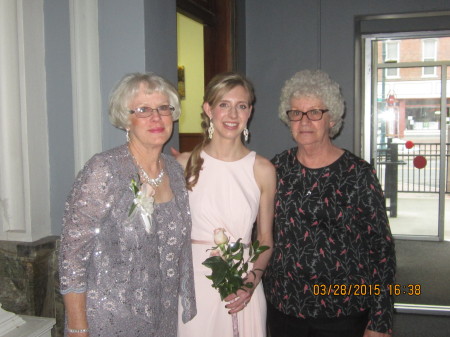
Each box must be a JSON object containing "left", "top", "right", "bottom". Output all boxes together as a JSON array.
[{"left": 264, "top": 147, "right": 396, "bottom": 334}]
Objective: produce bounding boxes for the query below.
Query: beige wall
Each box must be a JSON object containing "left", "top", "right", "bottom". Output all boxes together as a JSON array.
[{"left": 177, "top": 13, "right": 204, "bottom": 133}]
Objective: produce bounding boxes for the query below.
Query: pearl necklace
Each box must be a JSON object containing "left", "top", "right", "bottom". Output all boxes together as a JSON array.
[
  {"left": 130, "top": 152, "right": 165, "bottom": 188},
  {"left": 138, "top": 162, "right": 165, "bottom": 188}
]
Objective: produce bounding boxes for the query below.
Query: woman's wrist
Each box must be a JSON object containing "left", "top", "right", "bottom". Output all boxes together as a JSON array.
[
  {"left": 247, "top": 269, "right": 263, "bottom": 288},
  {"left": 67, "top": 327, "right": 89, "bottom": 333},
  {"left": 251, "top": 268, "right": 265, "bottom": 280},
  {"left": 251, "top": 268, "right": 265, "bottom": 275}
]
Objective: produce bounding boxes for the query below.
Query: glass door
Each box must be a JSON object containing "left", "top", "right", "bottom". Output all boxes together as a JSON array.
[
  {"left": 369, "top": 37, "right": 449, "bottom": 241},
  {"left": 362, "top": 35, "right": 450, "bottom": 313}
]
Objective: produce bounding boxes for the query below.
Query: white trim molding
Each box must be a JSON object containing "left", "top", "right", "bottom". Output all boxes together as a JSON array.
[
  {"left": 70, "top": 0, "right": 102, "bottom": 171},
  {"left": 0, "top": 0, "right": 50, "bottom": 241}
]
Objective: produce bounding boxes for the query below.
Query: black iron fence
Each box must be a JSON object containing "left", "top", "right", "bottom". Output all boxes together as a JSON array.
[{"left": 376, "top": 140, "right": 450, "bottom": 196}]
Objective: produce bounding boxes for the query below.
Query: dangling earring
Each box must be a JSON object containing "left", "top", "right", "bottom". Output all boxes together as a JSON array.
[
  {"left": 126, "top": 129, "right": 130, "bottom": 143},
  {"left": 243, "top": 127, "right": 249, "bottom": 142},
  {"left": 208, "top": 121, "right": 214, "bottom": 140}
]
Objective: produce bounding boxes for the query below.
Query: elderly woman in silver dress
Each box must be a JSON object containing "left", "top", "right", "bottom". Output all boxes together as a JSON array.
[{"left": 59, "top": 72, "right": 196, "bottom": 337}]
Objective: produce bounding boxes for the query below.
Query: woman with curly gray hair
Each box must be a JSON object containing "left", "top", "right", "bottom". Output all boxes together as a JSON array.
[
  {"left": 263, "top": 70, "right": 396, "bottom": 337},
  {"left": 277, "top": 69, "right": 344, "bottom": 138}
]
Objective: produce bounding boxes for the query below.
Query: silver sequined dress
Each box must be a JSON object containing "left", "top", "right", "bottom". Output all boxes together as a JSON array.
[{"left": 59, "top": 144, "right": 196, "bottom": 336}]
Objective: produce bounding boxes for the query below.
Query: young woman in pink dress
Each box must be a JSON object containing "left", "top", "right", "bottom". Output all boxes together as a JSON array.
[{"left": 176, "top": 72, "right": 276, "bottom": 337}]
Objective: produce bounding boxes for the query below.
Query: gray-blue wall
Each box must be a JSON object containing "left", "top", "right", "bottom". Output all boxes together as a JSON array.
[
  {"left": 46, "top": 0, "right": 178, "bottom": 234},
  {"left": 45, "top": 0, "right": 450, "bottom": 235},
  {"left": 98, "top": 0, "right": 146, "bottom": 151},
  {"left": 245, "top": 0, "right": 450, "bottom": 159},
  {"left": 45, "top": 0, "right": 75, "bottom": 236},
  {"left": 98, "top": 0, "right": 179, "bottom": 151}
]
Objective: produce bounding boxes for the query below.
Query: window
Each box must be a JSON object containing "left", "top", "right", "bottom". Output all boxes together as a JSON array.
[
  {"left": 0, "top": 0, "right": 50, "bottom": 241},
  {"left": 385, "top": 41, "right": 399, "bottom": 78},
  {"left": 422, "top": 38, "right": 437, "bottom": 77}
]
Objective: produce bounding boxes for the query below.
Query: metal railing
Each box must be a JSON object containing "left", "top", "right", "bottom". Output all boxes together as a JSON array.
[{"left": 376, "top": 140, "right": 450, "bottom": 195}]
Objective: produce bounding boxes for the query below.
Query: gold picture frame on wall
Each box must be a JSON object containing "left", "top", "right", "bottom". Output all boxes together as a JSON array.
[{"left": 178, "top": 66, "right": 185, "bottom": 99}]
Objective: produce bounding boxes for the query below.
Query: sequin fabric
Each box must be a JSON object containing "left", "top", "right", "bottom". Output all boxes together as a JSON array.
[{"left": 59, "top": 144, "right": 196, "bottom": 337}]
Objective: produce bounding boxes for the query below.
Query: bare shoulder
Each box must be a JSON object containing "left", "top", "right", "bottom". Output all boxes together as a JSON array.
[
  {"left": 254, "top": 154, "right": 276, "bottom": 187},
  {"left": 176, "top": 151, "right": 192, "bottom": 169},
  {"left": 254, "top": 154, "right": 275, "bottom": 174}
]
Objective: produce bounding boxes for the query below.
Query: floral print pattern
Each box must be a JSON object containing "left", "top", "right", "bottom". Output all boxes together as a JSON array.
[{"left": 263, "top": 148, "right": 396, "bottom": 334}]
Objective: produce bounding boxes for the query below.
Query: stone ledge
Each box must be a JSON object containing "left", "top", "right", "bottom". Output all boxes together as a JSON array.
[{"left": 0, "top": 236, "right": 62, "bottom": 337}]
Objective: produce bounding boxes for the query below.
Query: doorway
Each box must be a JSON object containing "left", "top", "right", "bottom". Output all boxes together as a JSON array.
[
  {"left": 356, "top": 12, "right": 450, "bottom": 315},
  {"left": 363, "top": 35, "right": 449, "bottom": 242},
  {"left": 176, "top": 0, "right": 236, "bottom": 152}
]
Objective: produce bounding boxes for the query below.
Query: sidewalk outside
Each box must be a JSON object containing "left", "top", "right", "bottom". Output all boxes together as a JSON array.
[{"left": 388, "top": 193, "right": 450, "bottom": 240}]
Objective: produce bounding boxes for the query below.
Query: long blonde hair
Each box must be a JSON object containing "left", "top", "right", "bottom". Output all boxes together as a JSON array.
[{"left": 185, "top": 72, "right": 255, "bottom": 190}]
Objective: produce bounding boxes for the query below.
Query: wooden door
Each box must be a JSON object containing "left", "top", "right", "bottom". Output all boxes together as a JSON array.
[{"left": 177, "top": 0, "right": 235, "bottom": 152}]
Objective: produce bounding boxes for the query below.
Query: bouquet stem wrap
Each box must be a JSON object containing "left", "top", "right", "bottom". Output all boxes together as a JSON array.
[{"left": 232, "top": 313, "right": 239, "bottom": 337}]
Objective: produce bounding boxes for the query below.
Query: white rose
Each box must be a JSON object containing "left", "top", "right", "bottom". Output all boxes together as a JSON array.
[
  {"left": 209, "top": 248, "right": 222, "bottom": 257},
  {"left": 134, "top": 183, "right": 155, "bottom": 216},
  {"left": 214, "top": 228, "right": 229, "bottom": 245}
]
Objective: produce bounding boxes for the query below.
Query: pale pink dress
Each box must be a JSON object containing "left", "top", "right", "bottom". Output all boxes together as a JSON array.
[{"left": 178, "top": 150, "right": 267, "bottom": 337}]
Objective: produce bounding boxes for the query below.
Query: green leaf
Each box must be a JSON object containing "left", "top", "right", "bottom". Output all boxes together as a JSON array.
[
  {"left": 230, "top": 239, "right": 242, "bottom": 253},
  {"left": 218, "top": 287, "right": 230, "bottom": 300},
  {"left": 230, "top": 277, "right": 242, "bottom": 290},
  {"left": 128, "top": 203, "right": 137, "bottom": 217},
  {"left": 129, "top": 178, "right": 140, "bottom": 194},
  {"left": 256, "top": 245, "right": 270, "bottom": 254},
  {"left": 203, "top": 256, "right": 227, "bottom": 269},
  {"left": 203, "top": 256, "right": 229, "bottom": 287},
  {"left": 249, "top": 243, "right": 270, "bottom": 262},
  {"left": 244, "top": 281, "right": 254, "bottom": 289},
  {"left": 202, "top": 236, "right": 271, "bottom": 304},
  {"left": 230, "top": 259, "right": 243, "bottom": 273},
  {"left": 231, "top": 250, "right": 243, "bottom": 261},
  {"left": 211, "top": 270, "right": 227, "bottom": 287}
]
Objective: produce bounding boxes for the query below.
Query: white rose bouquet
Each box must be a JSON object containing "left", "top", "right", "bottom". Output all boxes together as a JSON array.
[{"left": 202, "top": 228, "right": 269, "bottom": 337}]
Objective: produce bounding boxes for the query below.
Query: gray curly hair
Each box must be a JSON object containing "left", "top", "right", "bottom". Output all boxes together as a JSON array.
[
  {"left": 278, "top": 69, "right": 345, "bottom": 138},
  {"left": 109, "top": 72, "right": 181, "bottom": 130}
]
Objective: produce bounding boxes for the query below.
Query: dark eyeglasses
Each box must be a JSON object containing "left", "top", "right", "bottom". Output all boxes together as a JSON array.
[
  {"left": 129, "top": 105, "right": 175, "bottom": 118},
  {"left": 286, "top": 109, "right": 329, "bottom": 121}
]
